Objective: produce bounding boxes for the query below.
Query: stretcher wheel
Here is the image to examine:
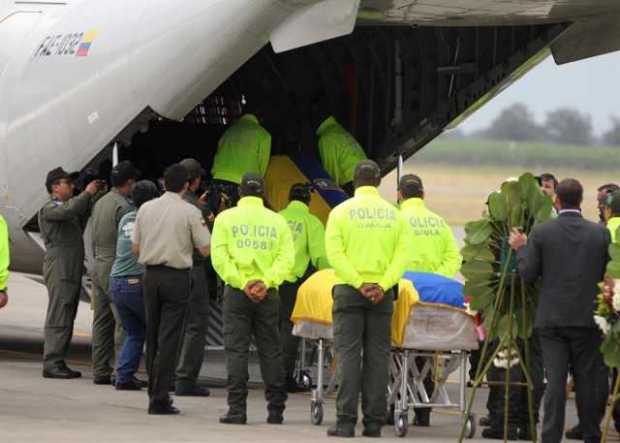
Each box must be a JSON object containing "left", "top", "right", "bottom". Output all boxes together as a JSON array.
[
  {"left": 465, "top": 413, "right": 476, "bottom": 439},
  {"left": 394, "top": 412, "right": 409, "bottom": 437},
  {"left": 310, "top": 401, "right": 324, "bottom": 425},
  {"left": 301, "top": 371, "right": 313, "bottom": 390}
]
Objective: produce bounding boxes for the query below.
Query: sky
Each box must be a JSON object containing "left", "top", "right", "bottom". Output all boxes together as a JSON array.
[{"left": 458, "top": 51, "right": 620, "bottom": 136}]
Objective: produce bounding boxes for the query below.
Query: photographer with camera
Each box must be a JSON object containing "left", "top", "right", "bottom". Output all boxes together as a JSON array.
[
  {"left": 91, "top": 161, "right": 140, "bottom": 385},
  {"left": 39, "top": 167, "right": 106, "bottom": 379},
  {"left": 174, "top": 158, "right": 213, "bottom": 397}
]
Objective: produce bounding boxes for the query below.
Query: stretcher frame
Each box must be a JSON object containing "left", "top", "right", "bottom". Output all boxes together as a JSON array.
[
  {"left": 300, "top": 337, "right": 336, "bottom": 425},
  {"left": 387, "top": 348, "right": 476, "bottom": 438}
]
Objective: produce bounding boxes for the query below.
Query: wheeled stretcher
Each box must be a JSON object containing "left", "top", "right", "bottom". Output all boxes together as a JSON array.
[
  {"left": 388, "top": 302, "right": 479, "bottom": 438},
  {"left": 291, "top": 321, "right": 335, "bottom": 425},
  {"left": 290, "top": 270, "right": 478, "bottom": 437}
]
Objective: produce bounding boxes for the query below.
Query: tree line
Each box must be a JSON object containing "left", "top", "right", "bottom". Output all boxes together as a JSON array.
[{"left": 453, "top": 103, "right": 620, "bottom": 146}]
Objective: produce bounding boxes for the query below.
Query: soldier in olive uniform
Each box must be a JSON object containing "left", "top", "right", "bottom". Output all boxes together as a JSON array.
[
  {"left": 175, "top": 158, "right": 212, "bottom": 397},
  {"left": 90, "top": 161, "right": 139, "bottom": 385},
  {"left": 40, "top": 167, "right": 104, "bottom": 379}
]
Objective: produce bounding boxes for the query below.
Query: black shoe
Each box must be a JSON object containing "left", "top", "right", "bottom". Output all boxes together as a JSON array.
[
  {"left": 479, "top": 416, "right": 490, "bottom": 427},
  {"left": 175, "top": 386, "right": 210, "bottom": 397},
  {"left": 93, "top": 375, "right": 112, "bottom": 385},
  {"left": 148, "top": 402, "right": 180, "bottom": 415},
  {"left": 43, "top": 366, "right": 82, "bottom": 379},
  {"left": 327, "top": 424, "right": 355, "bottom": 438},
  {"left": 219, "top": 413, "right": 247, "bottom": 425},
  {"left": 115, "top": 379, "right": 143, "bottom": 391},
  {"left": 267, "top": 413, "right": 284, "bottom": 424},
  {"left": 362, "top": 427, "right": 382, "bottom": 438},
  {"left": 482, "top": 427, "right": 518, "bottom": 440},
  {"left": 565, "top": 425, "right": 583, "bottom": 440},
  {"left": 132, "top": 376, "right": 148, "bottom": 388}
]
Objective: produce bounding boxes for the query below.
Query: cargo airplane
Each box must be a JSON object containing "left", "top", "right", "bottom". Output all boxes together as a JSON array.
[{"left": 1, "top": 0, "right": 620, "bottom": 274}]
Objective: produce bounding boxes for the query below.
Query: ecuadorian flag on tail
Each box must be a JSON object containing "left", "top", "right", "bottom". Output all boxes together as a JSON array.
[{"left": 76, "top": 30, "right": 98, "bottom": 57}]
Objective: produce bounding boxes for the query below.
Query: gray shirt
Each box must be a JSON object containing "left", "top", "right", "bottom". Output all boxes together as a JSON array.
[
  {"left": 111, "top": 211, "right": 143, "bottom": 277},
  {"left": 132, "top": 192, "right": 211, "bottom": 269}
]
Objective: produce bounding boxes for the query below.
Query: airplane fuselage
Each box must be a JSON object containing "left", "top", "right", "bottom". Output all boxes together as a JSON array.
[{"left": 1, "top": 0, "right": 620, "bottom": 274}]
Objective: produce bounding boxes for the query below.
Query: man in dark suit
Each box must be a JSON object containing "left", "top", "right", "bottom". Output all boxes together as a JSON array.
[{"left": 509, "top": 178, "right": 611, "bottom": 443}]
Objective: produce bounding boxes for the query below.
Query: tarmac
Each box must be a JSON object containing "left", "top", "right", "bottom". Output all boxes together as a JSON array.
[{"left": 0, "top": 273, "right": 586, "bottom": 443}]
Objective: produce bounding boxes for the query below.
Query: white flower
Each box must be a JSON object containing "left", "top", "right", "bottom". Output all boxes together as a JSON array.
[{"left": 594, "top": 315, "right": 611, "bottom": 335}]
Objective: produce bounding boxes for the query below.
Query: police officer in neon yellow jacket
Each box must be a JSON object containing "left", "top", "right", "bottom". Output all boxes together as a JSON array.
[
  {"left": 398, "top": 174, "right": 462, "bottom": 278},
  {"left": 604, "top": 190, "right": 620, "bottom": 242},
  {"left": 211, "top": 173, "right": 294, "bottom": 425},
  {"left": 278, "top": 183, "right": 329, "bottom": 391},
  {"left": 397, "top": 174, "right": 462, "bottom": 427},
  {"left": 316, "top": 116, "right": 367, "bottom": 195},
  {"left": 0, "top": 215, "right": 9, "bottom": 310},
  {"left": 210, "top": 113, "right": 271, "bottom": 211},
  {"left": 325, "top": 160, "right": 411, "bottom": 438}
]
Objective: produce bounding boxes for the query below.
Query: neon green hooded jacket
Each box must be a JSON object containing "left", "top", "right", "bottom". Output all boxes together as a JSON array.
[
  {"left": 279, "top": 201, "right": 329, "bottom": 283},
  {"left": 211, "top": 114, "right": 271, "bottom": 184},
  {"left": 317, "top": 116, "right": 367, "bottom": 187},
  {"left": 325, "top": 186, "right": 411, "bottom": 291},
  {"left": 211, "top": 196, "right": 294, "bottom": 290}
]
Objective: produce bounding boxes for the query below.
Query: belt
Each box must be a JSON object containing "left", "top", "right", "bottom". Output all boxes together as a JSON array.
[{"left": 145, "top": 265, "right": 190, "bottom": 273}]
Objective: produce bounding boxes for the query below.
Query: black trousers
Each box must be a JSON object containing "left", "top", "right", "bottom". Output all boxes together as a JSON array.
[
  {"left": 413, "top": 357, "right": 435, "bottom": 423},
  {"left": 279, "top": 281, "right": 301, "bottom": 380},
  {"left": 538, "top": 327, "right": 607, "bottom": 443},
  {"left": 333, "top": 284, "right": 394, "bottom": 428},
  {"left": 223, "top": 286, "right": 287, "bottom": 416},
  {"left": 175, "top": 263, "right": 210, "bottom": 390},
  {"left": 486, "top": 334, "right": 545, "bottom": 431},
  {"left": 143, "top": 266, "right": 190, "bottom": 406}
]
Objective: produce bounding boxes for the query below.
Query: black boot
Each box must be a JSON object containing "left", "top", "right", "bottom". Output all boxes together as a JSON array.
[
  {"left": 327, "top": 424, "right": 355, "bottom": 438},
  {"left": 219, "top": 412, "right": 247, "bottom": 425}
]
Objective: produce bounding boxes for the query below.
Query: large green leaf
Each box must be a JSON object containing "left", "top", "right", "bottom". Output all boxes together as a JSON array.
[
  {"left": 464, "top": 220, "right": 493, "bottom": 245},
  {"left": 462, "top": 242, "right": 495, "bottom": 262},
  {"left": 519, "top": 173, "right": 541, "bottom": 212},
  {"left": 501, "top": 181, "right": 521, "bottom": 210},
  {"left": 610, "top": 243, "right": 620, "bottom": 261},
  {"left": 488, "top": 192, "right": 508, "bottom": 222},
  {"left": 461, "top": 260, "right": 495, "bottom": 282},
  {"left": 607, "top": 260, "right": 620, "bottom": 279},
  {"left": 601, "top": 336, "right": 620, "bottom": 368},
  {"left": 534, "top": 195, "right": 553, "bottom": 223},
  {"left": 468, "top": 286, "right": 495, "bottom": 311},
  {"left": 502, "top": 181, "right": 523, "bottom": 228}
]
